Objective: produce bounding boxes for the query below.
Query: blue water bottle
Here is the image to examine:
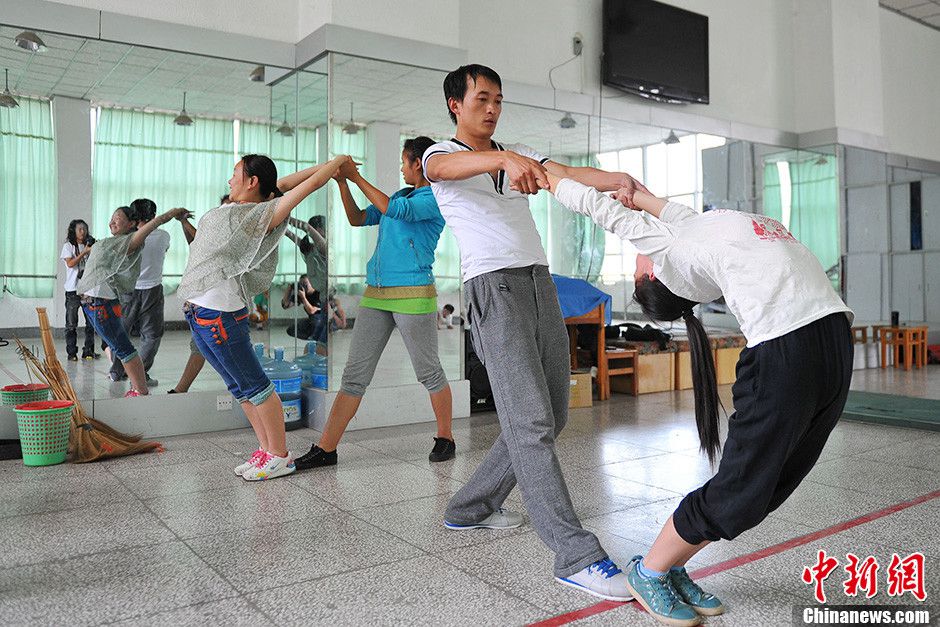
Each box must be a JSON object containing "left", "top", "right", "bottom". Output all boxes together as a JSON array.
[
  {"left": 312, "top": 353, "right": 328, "bottom": 390},
  {"left": 262, "top": 347, "right": 303, "bottom": 430},
  {"left": 254, "top": 342, "right": 272, "bottom": 367},
  {"left": 293, "top": 341, "right": 320, "bottom": 387}
]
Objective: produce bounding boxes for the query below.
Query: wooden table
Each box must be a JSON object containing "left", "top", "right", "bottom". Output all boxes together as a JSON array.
[
  {"left": 565, "top": 303, "right": 641, "bottom": 400},
  {"left": 565, "top": 302, "right": 606, "bottom": 390},
  {"left": 876, "top": 325, "right": 928, "bottom": 370}
]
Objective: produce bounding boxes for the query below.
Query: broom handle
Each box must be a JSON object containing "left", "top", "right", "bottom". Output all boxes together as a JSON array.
[{"left": 36, "top": 308, "right": 58, "bottom": 359}]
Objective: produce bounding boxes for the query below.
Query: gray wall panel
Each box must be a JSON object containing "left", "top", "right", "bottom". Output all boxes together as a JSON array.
[{"left": 847, "top": 185, "right": 889, "bottom": 253}]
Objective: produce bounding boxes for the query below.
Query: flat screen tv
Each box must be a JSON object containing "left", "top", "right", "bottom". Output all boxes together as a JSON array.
[{"left": 602, "top": 0, "right": 709, "bottom": 104}]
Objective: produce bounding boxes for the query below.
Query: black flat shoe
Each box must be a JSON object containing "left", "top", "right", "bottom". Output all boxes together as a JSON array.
[
  {"left": 295, "top": 444, "right": 338, "bottom": 470},
  {"left": 429, "top": 437, "right": 456, "bottom": 462}
]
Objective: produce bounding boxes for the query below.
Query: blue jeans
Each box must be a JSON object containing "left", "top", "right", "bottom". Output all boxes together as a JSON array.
[
  {"left": 184, "top": 303, "right": 274, "bottom": 405},
  {"left": 82, "top": 298, "right": 138, "bottom": 363}
]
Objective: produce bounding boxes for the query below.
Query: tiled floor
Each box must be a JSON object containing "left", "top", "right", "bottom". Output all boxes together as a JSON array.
[{"left": 1, "top": 369, "right": 938, "bottom": 626}]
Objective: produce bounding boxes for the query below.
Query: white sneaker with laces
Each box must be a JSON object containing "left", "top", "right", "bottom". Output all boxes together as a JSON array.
[
  {"left": 443, "top": 508, "right": 524, "bottom": 530},
  {"left": 242, "top": 451, "right": 296, "bottom": 481},
  {"left": 555, "top": 558, "right": 634, "bottom": 602},
  {"left": 234, "top": 448, "right": 265, "bottom": 476}
]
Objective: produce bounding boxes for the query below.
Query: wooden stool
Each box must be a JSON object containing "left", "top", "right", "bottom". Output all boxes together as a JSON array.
[
  {"left": 851, "top": 326, "right": 868, "bottom": 344},
  {"left": 877, "top": 327, "right": 902, "bottom": 369},
  {"left": 878, "top": 326, "right": 928, "bottom": 370},
  {"left": 601, "top": 347, "right": 639, "bottom": 399},
  {"left": 909, "top": 326, "right": 928, "bottom": 369}
]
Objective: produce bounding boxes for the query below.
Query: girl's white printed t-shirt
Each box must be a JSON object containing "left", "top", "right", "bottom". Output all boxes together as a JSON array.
[
  {"left": 61, "top": 242, "right": 88, "bottom": 292},
  {"left": 422, "top": 139, "right": 550, "bottom": 282},
  {"left": 554, "top": 178, "right": 853, "bottom": 347}
]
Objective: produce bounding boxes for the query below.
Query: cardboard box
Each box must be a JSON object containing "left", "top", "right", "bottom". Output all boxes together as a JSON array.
[
  {"left": 613, "top": 352, "right": 675, "bottom": 394},
  {"left": 569, "top": 371, "right": 593, "bottom": 408},
  {"left": 675, "top": 351, "right": 693, "bottom": 390},
  {"left": 715, "top": 347, "right": 743, "bottom": 385}
]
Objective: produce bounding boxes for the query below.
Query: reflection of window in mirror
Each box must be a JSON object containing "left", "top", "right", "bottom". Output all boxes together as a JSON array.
[{"left": 596, "top": 133, "right": 725, "bottom": 285}]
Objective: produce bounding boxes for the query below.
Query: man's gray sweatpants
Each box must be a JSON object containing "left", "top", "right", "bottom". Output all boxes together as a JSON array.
[
  {"left": 444, "top": 265, "right": 607, "bottom": 578},
  {"left": 110, "top": 284, "right": 164, "bottom": 378}
]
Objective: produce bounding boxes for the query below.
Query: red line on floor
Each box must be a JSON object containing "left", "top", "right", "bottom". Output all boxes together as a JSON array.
[
  {"left": 528, "top": 601, "right": 626, "bottom": 627},
  {"left": 527, "top": 488, "right": 940, "bottom": 627}
]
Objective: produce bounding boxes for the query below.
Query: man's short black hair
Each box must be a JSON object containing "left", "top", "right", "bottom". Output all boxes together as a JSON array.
[
  {"left": 443, "top": 64, "right": 502, "bottom": 125},
  {"left": 129, "top": 198, "right": 157, "bottom": 222}
]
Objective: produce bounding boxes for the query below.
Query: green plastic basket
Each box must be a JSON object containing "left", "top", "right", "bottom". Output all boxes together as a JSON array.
[
  {"left": 14, "top": 400, "right": 74, "bottom": 466},
  {"left": 1, "top": 384, "right": 51, "bottom": 407}
]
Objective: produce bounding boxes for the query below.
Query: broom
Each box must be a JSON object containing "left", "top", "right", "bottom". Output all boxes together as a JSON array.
[{"left": 16, "top": 308, "right": 162, "bottom": 463}]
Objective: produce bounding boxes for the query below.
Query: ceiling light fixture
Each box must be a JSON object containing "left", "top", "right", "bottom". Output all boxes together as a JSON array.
[
  {"left": 558, "top": 112, "right": 577, "bottom": 129},
  {"left": 276, "top": 104, "right": 293, "bottom": 137},
  {"left": 342, "top": 102, "right": 365, "bottom": 135},
  {"left": 14, "top": 30, "right": 47, "bottom": 53},
  {"left": 173, "top": 92, "right": 194, "bottom": 126},
  {"left": 0, "top": 69, "right": 18, "bottom": 108},
  {"left": 249, "top": 65, "right": 265, "bottom": 82},
  {"left": 663, "top": 130, "right": 680, "bottom": 145}
]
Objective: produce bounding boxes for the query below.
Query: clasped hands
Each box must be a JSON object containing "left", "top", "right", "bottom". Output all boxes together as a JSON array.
[{"left": 332, "top": 155, "right": 362, "bottom": 182}]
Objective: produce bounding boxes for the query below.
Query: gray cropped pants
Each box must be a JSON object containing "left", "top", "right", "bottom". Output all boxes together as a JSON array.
[{"left": 339, "top": 306, "right": 448, "bottom": 397}]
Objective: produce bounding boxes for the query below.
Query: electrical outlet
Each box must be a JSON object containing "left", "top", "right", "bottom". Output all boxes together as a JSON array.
[
  {"left": 572, "top": 33, "right": 583, "bottom": 56},
  {"left": 216, "top": 395, "right": 233, "bottom": 411}
]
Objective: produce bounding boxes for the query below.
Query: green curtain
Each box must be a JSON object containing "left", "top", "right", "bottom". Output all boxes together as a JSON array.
[
  {"left": 528, "top": 154, "right": 605, "bottom": 281},
  {"left": 762, "top": 153, "right": 839, "bottom": 283},
  {"left": 239, "top": 121, "right": 322, "bottom": 287},
  {"left": 92, "top": 107, "right": 235, "bottom": 290},
  {"left": 791, "top": 158, "right": 839, "bottom": 277},
  {"left": 762, "top": 161, "right": 783, "bottom": 222},
  {"left": 328, "top": 125, "right": 370, "bottom": 295},
  {"left": 0, "top": 97, "right": 57, "bottom": 297}
]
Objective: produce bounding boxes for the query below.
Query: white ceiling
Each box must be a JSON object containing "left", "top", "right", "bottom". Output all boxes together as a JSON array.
[
  {"left": 880, "top": 0, "right": 940, "bottom": 29},
  {"left": 1, "top": 25, "right": 681, "bottom": 155},
  {"left": 0, "top": 25, "right": 325, "bottom": 124}
]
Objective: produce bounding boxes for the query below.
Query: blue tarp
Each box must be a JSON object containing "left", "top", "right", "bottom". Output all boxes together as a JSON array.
[{"left": 552, "top": 274, "right": 612, "bottom": 325}]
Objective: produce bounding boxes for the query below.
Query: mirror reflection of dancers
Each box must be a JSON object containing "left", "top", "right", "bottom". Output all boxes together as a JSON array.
[
  {"left": 61, "top": 219, "right": 99, "bottom": 361},
  {"left": 549, "top": 172, "right": 853, "bottom": 626},
  {"left": 177, "top": 154, "right": 346, "bottom": 481},
  {"left": 76, "top": 205, "right": 187, "bottom": 396},
  {"left": 284, "top": 214, "right": 328, "bottom": 341},
  {"left": 296, "top": 138, "right": 455, "bottom": 471},
  {"left": 109, "top": 198, "right": 170, "bottom": 387}
]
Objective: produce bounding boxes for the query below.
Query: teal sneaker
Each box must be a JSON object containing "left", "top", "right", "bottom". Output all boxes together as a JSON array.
[
  {"left": 624, "top": 556, "right": 702, "bottom": 627},
  {"left": 670, "top": 566, "right": 725, "bottom": 616}
]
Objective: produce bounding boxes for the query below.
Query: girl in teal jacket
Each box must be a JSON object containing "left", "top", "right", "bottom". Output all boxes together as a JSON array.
[{"left": 296, "top": 137, "right": 456, "bottom": 470}]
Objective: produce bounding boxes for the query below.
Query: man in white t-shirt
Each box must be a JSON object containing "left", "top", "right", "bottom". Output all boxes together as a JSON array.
[
  {"left": 423, "top": 64, "right": 647, "bottom": 602},
  {"left": 110, "top": 198, "right": 170, "bottom": 385}
]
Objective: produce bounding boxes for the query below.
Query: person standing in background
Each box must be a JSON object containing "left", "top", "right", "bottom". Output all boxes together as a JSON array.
[{"left": 61, "top": 219, "right": 99, "bottom": 361}]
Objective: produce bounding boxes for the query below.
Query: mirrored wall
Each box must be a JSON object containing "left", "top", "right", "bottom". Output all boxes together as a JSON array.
[
  {"left": 0, "top": 28, "right": 859, "bottom": 403},
  {"left": 0, "top": 24, "right": 324, "bottom": 400}
]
